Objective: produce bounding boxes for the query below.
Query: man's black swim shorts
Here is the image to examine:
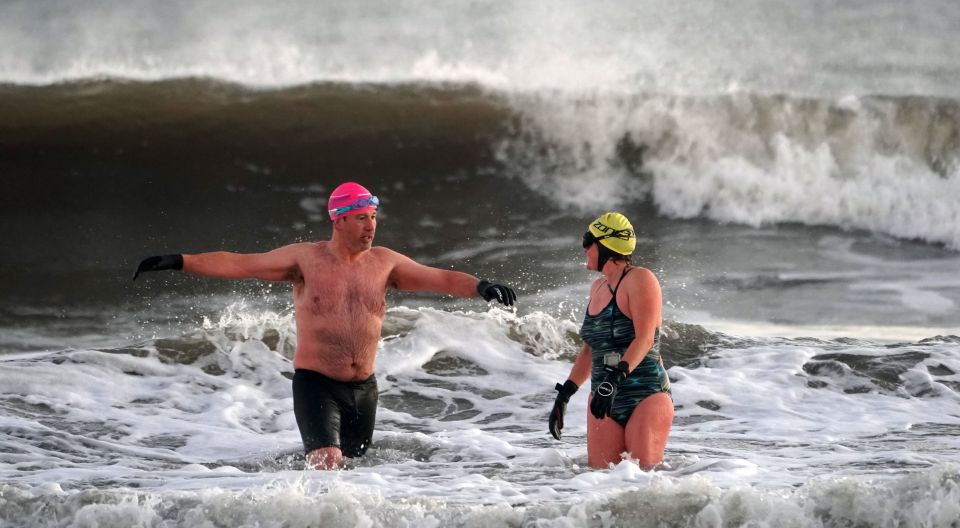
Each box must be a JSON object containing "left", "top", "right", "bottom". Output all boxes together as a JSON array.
[{"left": 292, "top": 369, "right": 378, "bottom": 457}]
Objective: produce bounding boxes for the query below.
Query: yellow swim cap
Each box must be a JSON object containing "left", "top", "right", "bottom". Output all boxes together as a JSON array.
[{"left": 587, "top": 212, "right": 636, "bottom": 255}]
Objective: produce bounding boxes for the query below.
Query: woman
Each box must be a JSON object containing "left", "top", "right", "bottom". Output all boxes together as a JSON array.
[{"left": 548, "top": 212, "right": 674, "bottom": 469}]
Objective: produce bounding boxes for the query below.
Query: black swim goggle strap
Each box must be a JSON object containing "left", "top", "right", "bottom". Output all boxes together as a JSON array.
[{"left": 582, "top": 228, "right": 635, "bottom": 248}]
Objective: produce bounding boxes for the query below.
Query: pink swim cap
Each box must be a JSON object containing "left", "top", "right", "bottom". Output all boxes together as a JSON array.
[{"left": 327, "top": 182, "right": 380, "bottom": 220}]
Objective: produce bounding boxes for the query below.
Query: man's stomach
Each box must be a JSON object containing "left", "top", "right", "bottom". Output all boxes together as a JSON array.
[{"left": 291, "top": 323, "right": 381, "bottom": 381}]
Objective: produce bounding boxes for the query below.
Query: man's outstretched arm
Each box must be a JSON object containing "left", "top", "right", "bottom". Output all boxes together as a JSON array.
[
  {"left": 133, "top": 245, "right": 301, "bottom": 282},
  {"left": 387, "top": 250, "right": 516, "bottom": 306}
]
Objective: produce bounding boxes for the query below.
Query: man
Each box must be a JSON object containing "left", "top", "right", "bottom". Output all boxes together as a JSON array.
[{"left": 133, "top": 181, "right": 516, "bottom": 469}]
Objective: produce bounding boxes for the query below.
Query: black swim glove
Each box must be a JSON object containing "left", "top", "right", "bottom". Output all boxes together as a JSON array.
[
  {"left": 549, "top": 379, "right": 578, "bottom": 440},
  {"left": 476, "top": 279, "right": 517, "bottom": 306},
  {"left": 132, "top": 254, "right": 184, "bottom": 280},
  {"left": 589, "top": 361, "right": 630, "bottom": 420}
]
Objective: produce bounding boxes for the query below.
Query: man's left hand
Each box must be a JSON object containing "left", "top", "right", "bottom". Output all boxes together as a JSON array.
[{"left": 476, "top": 279, "right": 517, "bottom": 306}]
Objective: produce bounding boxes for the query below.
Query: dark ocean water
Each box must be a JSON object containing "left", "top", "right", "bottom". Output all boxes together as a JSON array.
[{"left": 2, "top": 80, "right": 958, "bottom": 325}]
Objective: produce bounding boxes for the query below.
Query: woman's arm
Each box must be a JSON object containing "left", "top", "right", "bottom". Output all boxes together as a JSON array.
[
  {"left": 620, "top": 267, "right": 663, "bottom": 370},
  {"left": 566, "top": 344, "right": 592, "bottom": 387}
]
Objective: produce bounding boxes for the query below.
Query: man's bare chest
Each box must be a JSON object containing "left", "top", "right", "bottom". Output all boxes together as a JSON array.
[{"left": 295, "top": 255, "right": 392, "bottom": 314}]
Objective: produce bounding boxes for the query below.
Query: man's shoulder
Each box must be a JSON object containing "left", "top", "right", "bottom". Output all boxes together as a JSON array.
[
  {"left": 370, "top": 245, "right": 404, "bottom": 259},
  {"left": 285, "top": 241, "right": 326, "bottom": 252},
  {"left": 369, "top": 246, "right": 421, "bottom": 271}
]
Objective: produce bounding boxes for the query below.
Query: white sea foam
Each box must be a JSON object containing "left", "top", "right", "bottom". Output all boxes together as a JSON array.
[
  {"left": 498, "top": 92, "right": 960, "bottom": 249},
  {"left": 3, "top": 465, "right": 960, "bottom": 527},
  {"left": 2, "top": 304, "right": 960, "bottom": 527}
]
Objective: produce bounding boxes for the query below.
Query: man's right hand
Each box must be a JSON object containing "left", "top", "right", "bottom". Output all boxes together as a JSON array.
[{"left": 132, "top": 254, "right": 184, "bottom": 280}]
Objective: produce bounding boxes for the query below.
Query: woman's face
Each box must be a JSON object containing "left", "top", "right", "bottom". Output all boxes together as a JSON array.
[{"left": 584, "top": 242, "right": 599, "bottom": 271}]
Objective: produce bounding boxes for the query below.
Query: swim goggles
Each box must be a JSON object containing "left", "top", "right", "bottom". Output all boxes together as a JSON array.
[
  {"left": 329, "top": 195, "right": 380, "bottom": 217},
  {"left": 582, "top": 228, "right": 634, "bottom": 248}
]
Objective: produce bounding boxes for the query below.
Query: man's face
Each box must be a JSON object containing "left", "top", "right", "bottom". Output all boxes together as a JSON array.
[{"left": 337, "top": 211, "right": 377, "bottom": 250}]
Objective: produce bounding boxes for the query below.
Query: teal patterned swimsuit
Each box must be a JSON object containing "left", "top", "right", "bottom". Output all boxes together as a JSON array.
[{"left": 580, "top": 268, "right": 672, "bottom": 427}]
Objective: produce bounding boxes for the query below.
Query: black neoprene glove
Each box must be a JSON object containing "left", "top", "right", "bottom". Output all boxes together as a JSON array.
[
  {"left": 549, "top": 379, "right": 578, "bottom": 440},
  {"left": 589, "top": 361, "right": 630, "bottom": 420},
  {"left": 132, "top": 254, "right": 184, "bottom": 280},
  {"left": 476, "top": 279, "right": 517, "bottom": 306}
]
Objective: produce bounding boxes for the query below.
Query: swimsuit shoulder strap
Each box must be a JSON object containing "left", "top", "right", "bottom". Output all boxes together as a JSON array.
[{"left": 609, "top": 266, "right": 632, "bottom": 296}]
